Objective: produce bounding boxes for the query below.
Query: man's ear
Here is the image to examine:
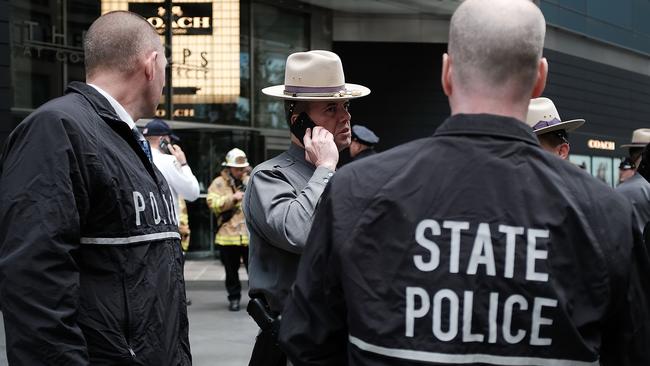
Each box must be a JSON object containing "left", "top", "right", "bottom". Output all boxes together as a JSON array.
[
  {"left": 558, "top": 142, "right": 570, "bottom": 160},
  {"left": 441, "top": 53, "right": 452, "bottom": 97},
  {"left": 531, "top": 57, "right": 548, "bottom": 98},
  {"left": 144, "top": 51, "right": 158, "bottom": 81},
  {"left": 289, "top": 112, "right": 298, "bottom": 126}
]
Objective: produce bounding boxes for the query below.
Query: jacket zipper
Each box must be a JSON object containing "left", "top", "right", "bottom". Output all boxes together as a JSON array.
[{"left": 122, "top": 275, "right": 137, "bottom": 360}]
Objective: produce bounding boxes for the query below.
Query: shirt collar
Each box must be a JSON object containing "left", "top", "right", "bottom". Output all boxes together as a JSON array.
[
  {"left": 433, "top": 113, "right": 539, "bottom": 146},
  {"left": 287, "top": 143, "right": 313, "bottom": 165},
  {"left": 87, "top": 83, "right": 135, "bottom": 130}
]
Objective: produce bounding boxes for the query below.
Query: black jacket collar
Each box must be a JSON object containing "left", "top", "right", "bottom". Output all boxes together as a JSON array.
[
  {"left": 65, "top": 81, "right": 158, "bottom": 181},
  {"left": 65, "top": 81, "right": 124, "bottom": 123},
  {"left": 434, "top": 113, "right": 539, "bottom": 146}
]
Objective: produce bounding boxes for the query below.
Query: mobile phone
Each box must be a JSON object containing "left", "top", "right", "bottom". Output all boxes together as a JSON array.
[
  {"left": 290, "top": 112, "right": 317, "bottom": 142},
  {"left": 160, "top": 139, "right": 171, "bottom": 154}
]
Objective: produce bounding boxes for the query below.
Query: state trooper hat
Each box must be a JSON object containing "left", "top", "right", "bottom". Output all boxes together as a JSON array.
[
  {"left": 352, "top": 125, "right": 380, "bottom": 146},
  {"left": 262, "top": 50, "right": 370, "bottom": 101}
]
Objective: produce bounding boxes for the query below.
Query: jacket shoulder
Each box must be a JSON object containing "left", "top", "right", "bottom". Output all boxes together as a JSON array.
[
  {"left": 250, "top": 151, "right": 295, "bottom": 178},
  {"left": 334, "top": 137, "right": 431, "bottom": 189}
]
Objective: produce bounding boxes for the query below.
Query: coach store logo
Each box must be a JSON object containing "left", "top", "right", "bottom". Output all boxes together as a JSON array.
[
  {"left": 587, "top": 139, "right": 615, "bottom": 151},
  {"left": 129, "top": 2, "right": 213, "bottom": 35}
]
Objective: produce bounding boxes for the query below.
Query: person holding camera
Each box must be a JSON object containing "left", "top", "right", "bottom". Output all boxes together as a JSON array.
[
  {"left": 207, "top": 148, "right": 250, "bottom": 311},
  {"left": 143, "top": 118, "right": 200, "bottom": 228}
]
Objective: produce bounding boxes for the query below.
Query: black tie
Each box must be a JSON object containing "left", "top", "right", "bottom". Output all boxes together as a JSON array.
[{"left": 131, "top": 127, "right": 153, "bottom": 162}]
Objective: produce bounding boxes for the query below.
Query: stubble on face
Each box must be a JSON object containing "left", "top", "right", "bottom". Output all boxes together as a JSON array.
[{"left": 306, "top": 100, "right": 352, "bottom": 151}]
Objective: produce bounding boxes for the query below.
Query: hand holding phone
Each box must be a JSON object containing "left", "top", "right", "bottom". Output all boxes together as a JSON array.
[{"left": 159, "top": 139, "right": 171, "bottom": 154}]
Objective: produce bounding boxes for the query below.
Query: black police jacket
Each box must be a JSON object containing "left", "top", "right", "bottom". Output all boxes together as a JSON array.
[
  {"left": 279, "top": 114, "right": 650, "bottom": 366},
  {"left": 0, "top": 82, "right": 191, "bottom": 365}
]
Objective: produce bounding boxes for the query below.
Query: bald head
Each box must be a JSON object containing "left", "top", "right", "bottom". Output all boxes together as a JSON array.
[
  {"left": 448, "top": 0, "right": 545, "bottom": 101},
  {"left": 84, "top": 11, "right": 162, "bottom": 78}
]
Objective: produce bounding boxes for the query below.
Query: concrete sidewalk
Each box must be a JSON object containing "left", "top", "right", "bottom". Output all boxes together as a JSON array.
[{"left": 184, "top": 259, "right": 248, "bottom": 283}]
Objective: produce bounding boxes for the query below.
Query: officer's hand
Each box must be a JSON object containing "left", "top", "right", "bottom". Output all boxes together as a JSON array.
[
  {"left": 233, "top": 191, "right": 244, "bottom": 201},
  {"left": 169, "top": 144, "right": 187, "bottom": 166},
  {"left": 304, "top": 127, "right": 338, "bottom": 171}
]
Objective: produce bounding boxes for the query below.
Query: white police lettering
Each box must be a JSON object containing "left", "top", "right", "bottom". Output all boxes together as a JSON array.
[
  {"left": 161, "top": 194, "right": 171, "bottom": 225},
  {"left": 149, "top": 192, "right": 162, "bottom": 224},
  {"left": 488, "top": 292, "right": 499, "bottom": 343},
  {"left": 132, "top": 190, "right": 173, "bottom": 226},
  {"left": 169, "top": 194, "right": 178, "bottom": 225},
  {"left": 413, "top": 220, "right": 440, "bottom": 272},
  {"left": 133, "top": 191, "right": 146, "bottom": 226},
  {"left": 466, "top": 223, "right": 496, "bottom": 276},
  {"left": 405, "top": 287, "right": 429, "bottom": 337},
  {"left": 404, "top": 220, "right": 557, "bottom": 345},
  {"left": 503, "top": 294, "right": 528, "bottom": 344},
  {"left": 498, "top": 225, "right": 524, "bottom": 279},
  {"left": 432, "top": 289, "right": 458, "bottom": 341},
  {"left": 462, "top": 291, "right": 484, "bottom": 342},
  {"left": 530, "top": 297, "right": 557, "bottom": 346},
  {"left": 442, "top": 221, "right": 469, "bottom": 273},
  {"left": 526, "top": 229, "right": 549, "bottom": 282}
]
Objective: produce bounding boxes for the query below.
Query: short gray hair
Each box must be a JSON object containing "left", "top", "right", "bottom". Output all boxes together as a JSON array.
[
  {"left": 448, "top": 0, "right": 545, "bottom": 98},
  {"left": 84, "top": 11, "right": 162, "bottom": 77}
]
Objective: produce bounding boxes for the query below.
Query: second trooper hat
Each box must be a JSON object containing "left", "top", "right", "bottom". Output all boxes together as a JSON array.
[
  {"left": 526, "top": 97, "right": 585, "bottom": 135},
  {"left": 621, "top": 129, "right": 650, "bottom": 149}
]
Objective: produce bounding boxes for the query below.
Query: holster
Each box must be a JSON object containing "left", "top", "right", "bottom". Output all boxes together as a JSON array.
[
  {"left": 247, "top": 297, "right": 286, "bottom": 366},
  {"left": 247, "top": 297, "right": 281, "bottom": 341}
]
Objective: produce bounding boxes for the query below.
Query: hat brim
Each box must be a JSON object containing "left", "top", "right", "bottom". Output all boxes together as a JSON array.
[
  {"left": 620, "top": 143, "right": 648, "bottom": 149},
  {"left": 534, "top": 119, "right": 585, "bottom": 135},
  {"left": 143, "top": 132, "right": 180, "bottom": 142},
  {"left": 261, "top": 83, "right": 371, "bottom": 101},
  {"left": 222, "top": 162, "right": 250, "bottom": 168}
]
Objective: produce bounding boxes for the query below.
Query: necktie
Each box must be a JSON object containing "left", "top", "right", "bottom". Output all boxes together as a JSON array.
[{"left": 132, "top": 127, "right": 153, "bottom": 163}]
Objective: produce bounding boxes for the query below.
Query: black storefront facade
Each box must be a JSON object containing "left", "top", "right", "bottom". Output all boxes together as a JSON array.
[{"left": 1, "top": 0, "right": 650, "bottom": 254}]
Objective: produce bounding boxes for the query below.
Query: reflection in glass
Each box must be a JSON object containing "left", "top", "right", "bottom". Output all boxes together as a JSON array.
[{"left": 253, "top": 3, "right": 309, "bottom": 129}]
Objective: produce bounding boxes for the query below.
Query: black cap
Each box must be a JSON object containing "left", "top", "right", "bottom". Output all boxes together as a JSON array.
[
  {"left": 142, "top": 119, "right": 179, "bottom": 141},
  {"left": 352, "top": 125, "right": 379, "bottom": 146},
  {"left": 619, "top": 157, "right": 636, "bottom": 170}
]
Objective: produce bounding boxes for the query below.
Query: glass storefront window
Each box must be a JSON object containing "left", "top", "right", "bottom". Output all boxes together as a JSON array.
[
  {"left": 569, "top": 154, "right": 621, "bottom": 187},
  {"left": 10, "top": 0, "right": 99, "bottom": 111},
  {"left": 252, "top": 2, "right": 309, "bottom": 129},
  {"left": 102, "top": 0, "right": 249, "bottom": 126},
  {"left": 175, "top": 128, "right": 264, "bottom": 254}
]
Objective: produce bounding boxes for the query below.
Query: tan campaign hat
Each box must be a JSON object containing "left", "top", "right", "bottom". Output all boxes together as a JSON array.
[
  {"left": 525, "top": 97, "right": 584, "bottom": 135},
  {"left": 621, "top": 128, "right": 650, "bottom": 148},
  {"left": 262, "top": 50, "right": 370, "bottom": 101}
]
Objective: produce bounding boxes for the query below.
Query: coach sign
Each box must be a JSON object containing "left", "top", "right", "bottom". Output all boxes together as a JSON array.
[
  {"left": 129, "top": 3, "right": 213, "bottom": 36},
  {"left": 102, "top": 0, "right": 240, "bottom": 105}
]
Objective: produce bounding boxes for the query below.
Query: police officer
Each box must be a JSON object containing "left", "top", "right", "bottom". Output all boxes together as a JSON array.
[
  {"left": 617, "top": 128, "right": 650, "bottom": 231},
  {"left": 619, "top": 157, "right": 636, "bottom": 184},
  {"left": 243, "top": 50, "right": 370, "bottom": 365},
  {"left": 0, "top": 12, "right": 190, "bottom": 364},
  {"left": 278, "top": 1, "right": 650, "bottom": 365},
  {"left": 525, "top": 97, "right": 584, "bottom": 160},
  {"left": 350, "top": 125, "right": 380, "bottom": 160}
]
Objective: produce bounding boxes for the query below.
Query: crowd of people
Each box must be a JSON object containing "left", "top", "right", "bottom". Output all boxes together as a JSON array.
[{"left": 1, "top": 0, "right": 650, "bottom": 365}]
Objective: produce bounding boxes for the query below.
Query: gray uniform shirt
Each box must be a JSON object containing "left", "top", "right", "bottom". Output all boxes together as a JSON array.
[
  {"left": 616, "top": 172, "right": 650, "bottom": 231},
  {"left": 243, "top": 143, "right": 334, "bottom": 312}
]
